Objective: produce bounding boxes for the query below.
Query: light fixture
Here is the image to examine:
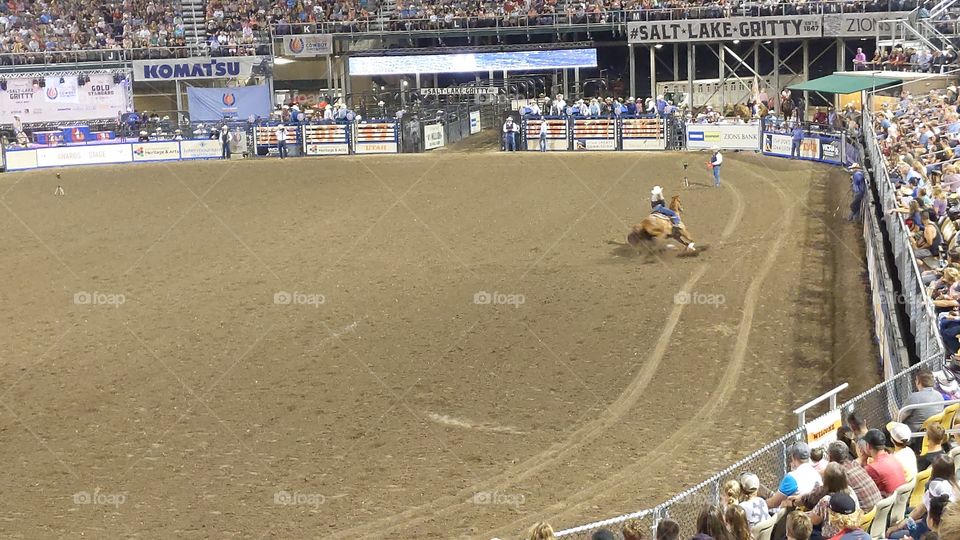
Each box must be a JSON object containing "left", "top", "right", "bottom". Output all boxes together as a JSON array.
[
  {"left": 763, "top": 40, "right": 772, "bottom": 45},
  {"left": 274, "top": 57, "right": 294, "bottom": 65},
  {"left": 654, "top": 44, "right": 663, "bottom": 49},
  {"left": 732, "top": 39, "right": 740, "bottom": 45}
]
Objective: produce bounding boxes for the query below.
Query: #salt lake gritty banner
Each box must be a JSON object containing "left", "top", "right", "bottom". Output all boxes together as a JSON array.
[
  {"left": 186, "top": 85, "right": 271, "bottom": 121},
  {"left": 282, "top": 34, "right": 334, "bottom": 57},
  {"left": 628, "top": 15, "right": 822, "bottom": 43},
  {"left": 0, "top": 74, "right": 129, "bottom": 124}
]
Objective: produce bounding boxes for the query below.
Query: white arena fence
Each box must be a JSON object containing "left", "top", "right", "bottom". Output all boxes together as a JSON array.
[{"left": 553, "top": 123, "right": 942, "bottom": 539}]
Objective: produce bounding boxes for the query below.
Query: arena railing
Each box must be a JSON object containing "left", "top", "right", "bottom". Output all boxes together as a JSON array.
[
  {"left": 270, "top": 0, "right": 906, "bottom": 36},
  {"left": 861, "top": 106, "right": 946, "bottom": 364},
  {"left": 0, "top": 44, "right": 270, "bottom": 69}
]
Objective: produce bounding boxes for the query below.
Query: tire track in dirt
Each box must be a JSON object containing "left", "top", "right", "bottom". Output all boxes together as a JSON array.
[
  {"left": 329, "top": 171, "right": 749, "bottom": 540},
  {"left": 482, "top": 167, "right": 797, "bottom": 538}
]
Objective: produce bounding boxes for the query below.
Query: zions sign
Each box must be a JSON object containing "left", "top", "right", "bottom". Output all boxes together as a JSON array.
[{"left": 132, "top": 57, "right": 271, "bottom": 82}]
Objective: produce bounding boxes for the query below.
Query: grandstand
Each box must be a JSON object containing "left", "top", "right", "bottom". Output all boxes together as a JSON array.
[{"left": 3, "top": 0, "right": 960, "bottom": 538}]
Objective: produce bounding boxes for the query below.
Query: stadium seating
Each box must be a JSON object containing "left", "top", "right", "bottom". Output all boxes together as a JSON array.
[
  {"left": 909, "top": 466, "right": 932, "bottom": 509},
  {"left": 868, "top": 494, "right": 896, "bottom": 539},
  {"left": 890, "top": 477, "right": 916, "bottom": 524}
]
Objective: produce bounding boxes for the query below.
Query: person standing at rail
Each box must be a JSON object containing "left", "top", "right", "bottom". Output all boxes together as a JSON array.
[
  {"left": 275, "top": 124, "right": 287, "bottom": 159},
  {"left": 219, "top": 124, "right": 231, "bottom": 160},
  {"left": 849, "top": 163, "right": 866, "bottom": 221},
  {"left": 791, "top": 123, "right": 805, "bottom": 159},
  {"left": 538, "top": 116, "right": 548, "bottom": 152},
  {"left": 502, "top": 116, "right": 519, "bottom": 151},
  {"left": 710, "top": 147, "right": 723, "bottom": 188}
]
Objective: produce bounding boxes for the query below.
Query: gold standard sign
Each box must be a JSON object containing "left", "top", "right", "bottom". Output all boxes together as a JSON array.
[{"left": 628, "top": 15, "right": 822, "bottom": 43}]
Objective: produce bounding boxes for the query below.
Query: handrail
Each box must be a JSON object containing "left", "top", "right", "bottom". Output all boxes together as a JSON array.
[
  {"left": 269, "top": 3, "right": 907, "bottom": 36},
  {"left": 793, "top": 383, "right": 850, "bottom": 427},
  {"left": 898, "top": 398, "right": 960, "bottom": 421}
]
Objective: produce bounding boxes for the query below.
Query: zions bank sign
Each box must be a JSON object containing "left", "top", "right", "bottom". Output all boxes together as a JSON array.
[{"left": 132, "top": 57, "right": 271, "bottom": 82}]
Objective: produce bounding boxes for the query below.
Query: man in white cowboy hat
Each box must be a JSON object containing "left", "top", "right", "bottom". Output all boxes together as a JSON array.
[
  {"left": 849, "top": 162, "right": 866, "bottom": 221},
  {"left": 650, "top": 185, "right": 682, "bottom": 236},
  {"left": 710, "top": 147, "right": 723, "bottom": 187},
  {"left": 502, "top": 116, "right": 519, "bottom": 151}
]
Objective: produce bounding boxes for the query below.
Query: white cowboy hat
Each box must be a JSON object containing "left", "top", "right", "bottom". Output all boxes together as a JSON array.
[
  {"left": 651, "top": 185, "right": 663, "bottom": 195},
  {"left": 849, "top": 162, "right": 862, "bottom": 169},
  {"left": 712, "top": 146, "right": 720, "bottom": 151}
]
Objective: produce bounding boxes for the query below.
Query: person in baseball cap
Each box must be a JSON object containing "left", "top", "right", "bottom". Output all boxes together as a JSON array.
[
  {"left": 860, "top": 428, "right": 907, "bottom": 496},
  {"left": 767, "top": 441, "right": 822, "bottom": 508},
  {"left": 886, "top": 421, "right": 918, "bottom": 482},
  {"left": 737, "top": 473, "right": 769, "bottom": 527},
  {"left": 825, "top": 491, "right": 870, "bottom": 540}
]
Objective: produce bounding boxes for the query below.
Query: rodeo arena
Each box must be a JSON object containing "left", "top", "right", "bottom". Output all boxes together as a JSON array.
[{"left": 16, "top": 0, "right": 960, "bottom": 539}]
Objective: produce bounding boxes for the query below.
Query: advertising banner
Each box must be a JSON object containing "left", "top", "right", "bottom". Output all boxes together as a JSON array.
[
  {"left": 303, "top": 124, "right": 350, "bottom": 156},
  {"left": 0, "top": 74, "right": 129, "bottom": 125},
  {"left": 179, "top": 139, "right": 222, "bottom": 159},
  {"left": 132, "top": 56, "right": 271, "bottom": 82},
  {"left": 4, "top": 149, "right": 38, "bottom": 171},
  {"left": 822, "top": 12, "right": 906, "bottom": 37},
  {"left": 685, "top": 124, "right": 760, "bottom": 151},
  {"left": 621, "top": 117, "right": 666, "bottom": 150},
  {"left": 35, "top": 144, "right": 132, "bottom": 168},
  {"left": 524, "top": 118, "right": 568, "bottom": 151},
  {"left": 420, "top": 87, "right": 499, "bottom": 96},
  {"left": 43, "top": 75, "right": 79, "bottom": 104},
  {"left": 820, "top": 137, "right": 843, "bottom": 164},
  {"left": 282, "top": 34, "right": 334, "bottom": 57},
  {"left": 806, "top": 409, "right": 842, "bottom": 448},
  {"left": 572, "top": 118, "right": 617, "bottom": 151},
  {"left": 628, "top": 15, "right": 822, "bottom": 43},
  {"left": 469, "top": 111, "right": 481, "bottom": 134},
  {"left": 353, "top": 122, "right": 399, "bottom": 154},
  {"left": 187, "top": 85, "right": 271, "bottom": 121},
  {"left": 762, "top": 132, "right": 820, "bottom": 160},
  {"left": 132, "top": 141, "right": 182, "bottom": 162},
  {"left": 424, "top": 123, "right": 445, "bottom": 150}
]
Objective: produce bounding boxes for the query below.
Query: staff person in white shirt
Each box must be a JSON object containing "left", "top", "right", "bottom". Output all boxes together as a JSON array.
[
  {"left": 275, "top": 124, "right": 287, "bottom": 159},
  {"left": 709, "top": 147, "right": 723, "bottom": 187},
  {"left": 538, "top": 116, "right": 548, "bottom": 152},
  {"left": 503, "top": 116, "right": 519, "bottom": 151}
]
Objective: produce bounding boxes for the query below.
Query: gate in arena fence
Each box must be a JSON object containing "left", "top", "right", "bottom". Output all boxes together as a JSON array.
[
  {"left": 520, "top": 115, "right": 667, "bottom": 151},
  {"left": 251, "top": 121, "right": 397, "bottom": 156}
]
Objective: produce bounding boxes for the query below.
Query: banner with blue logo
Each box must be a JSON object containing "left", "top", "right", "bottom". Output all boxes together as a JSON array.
[{"left": 187, "top": 85, "right": 271, "bottom": 121}]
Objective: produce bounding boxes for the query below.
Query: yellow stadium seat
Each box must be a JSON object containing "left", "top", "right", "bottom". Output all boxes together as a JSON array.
[
  {"left": 940, "top": 403, "right": 960, "bottom": 431},
  {"left": 860, "top": 506, "right": 877, "bottom": 530},
  {"left": 910, "top": 467, "right": 933, "bottom": 510},
  {"left": 921, "top": 413, "right": 945, "bottom": 454}
]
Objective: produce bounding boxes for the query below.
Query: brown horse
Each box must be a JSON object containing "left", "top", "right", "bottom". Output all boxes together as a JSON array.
[{"left": 627, "top": 195, "right": 696, "bottom": 252}]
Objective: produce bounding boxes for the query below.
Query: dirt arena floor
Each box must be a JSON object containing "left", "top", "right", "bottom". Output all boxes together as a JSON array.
[{"left": 0, "top": 141, "right": 878, "bottom": 538}]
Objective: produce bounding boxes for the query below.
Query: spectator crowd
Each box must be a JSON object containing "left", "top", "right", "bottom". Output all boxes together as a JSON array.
[
  {"left": 523, "top": 372, "right": 960, "bottom": 540},
  {"left": 0, "top": 0, "right": 191, "bottom": 63},
  {"left": 873, "top": 84, "right": 960, "bottom": 359}
]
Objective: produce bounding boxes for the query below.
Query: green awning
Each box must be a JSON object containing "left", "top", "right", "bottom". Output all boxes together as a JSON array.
[{"left": 788, "top": 74, "right": 902, "bottom": 95}]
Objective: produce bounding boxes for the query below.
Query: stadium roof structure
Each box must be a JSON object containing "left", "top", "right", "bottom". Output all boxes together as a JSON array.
[{"left": 788, "top": 73, "right": 902, "bottom": 95}]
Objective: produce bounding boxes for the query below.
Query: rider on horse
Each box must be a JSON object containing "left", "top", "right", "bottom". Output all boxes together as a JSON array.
[{"left": 650, "top": 186, "right": 683, "bottom": 237}]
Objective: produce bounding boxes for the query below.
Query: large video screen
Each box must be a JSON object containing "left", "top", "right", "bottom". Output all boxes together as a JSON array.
[{"left": 349, "top": 48, "right": 598, "bottom": 76}]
